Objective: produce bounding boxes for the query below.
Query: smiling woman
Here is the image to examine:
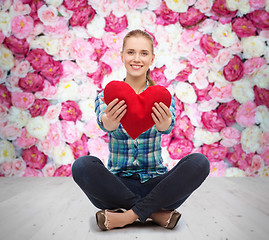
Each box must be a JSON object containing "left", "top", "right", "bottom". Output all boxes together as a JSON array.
[{"left": 72, "top": 29, "right": 210, "bottom": 231}]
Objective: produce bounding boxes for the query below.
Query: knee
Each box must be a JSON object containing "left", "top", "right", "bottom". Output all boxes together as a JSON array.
[
  {"left": 72, "top": 155, "right": 102, "bottom": 180},
  {"left": 190, "top": 153, "right": 210, "bottom": 177}
]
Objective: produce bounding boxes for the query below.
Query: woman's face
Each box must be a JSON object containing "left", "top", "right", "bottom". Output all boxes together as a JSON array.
[{"left": 121, "top": 36, "right": 155, "bottom": 79}]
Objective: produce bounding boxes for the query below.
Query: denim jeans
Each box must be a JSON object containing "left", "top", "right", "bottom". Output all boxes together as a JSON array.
[{"left": 72, "top": 153, "right": 210, "bottom": 222}]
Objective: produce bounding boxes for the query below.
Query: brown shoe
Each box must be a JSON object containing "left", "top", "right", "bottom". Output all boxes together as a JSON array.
[
  {"left": 165, "top": 210, "right": 181, "bottom": 229},
  {"left": 96, "top": 209, "right": 124, "bottom": 231}
]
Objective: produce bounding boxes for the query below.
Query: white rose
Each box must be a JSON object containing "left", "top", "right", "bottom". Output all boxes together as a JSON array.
[
  {"left": 126, "top": 10, "right": 142, "bottom": 31},
  {"left": 164, "top": 0, "right": 188, "bottom": 12},
  {"left": 147, "top": 0, "right": 162, "bottom": 10},
  {"left": 56, "top": 80, "right": 79, "bottom": 102},
  {"left": 101, "top": 66, "right": 126, "bottom": 89},
  {"left": 225, "top": 167, "right": 247, "bottom": 177},
  {"left": 175, "top": 82, "right": 197, "bottom": 104},
  {"left": 0, "top": 11, "right": 12, "bottom": 36},
  {"left": 78, "top": 82, "right": 97, "bottom": 100},
  {"left": 7, "top": 107, "right": 30, "bottom": 128},
  {"left": 212, "top": 23, "right": 238, "bottom": 48},
  {"left": 45, "top": 0, "right": 63, "bottom": 7},
  {"left": 193, "top": 128, "right": 221, "bottom": 147},
  {"left": 52, "top": 144, "right": 74, "bottom": 166},
  {"left": 164, "top": 60, "right": 186, "bottom": 81},
  {"left": 208, "top": 70, "right": 229, "bottom": 87},
  {"left": 0, "top": 140, "right": 15, "bottom": 164},
  {"left": 26, "top": 116, "right": 50, "bottom": 140},
  {"left": 241, "top": 125, "right": 262, "bottom": 153},
  {"left": 87, "top": 15, "right": 105, "bottom": 39},
  {"left": 232, "top": 78, "right": 255, "bottom": 104},
  {"left": 249, "top": 65, "right": 269, "bottom": 89},
  {"left": 78, "top": 99, "right": 96, "bottom": 122},
  {"left": 226, "top": 0, "right": 250, "bottom": 14},
  {"left": 37, "top": 5, "right": 59, "bottom": 26},
  {"left": 141, "top": 10, "right": 157, "bottom": 32},
  {"left": 198, "top": 99, "right": 219, "bottom": 112},
  {"left": 255, "top": 105, "right": 269, "bottom": 132},
  {"left": 76, "top": 59, "right": 98, "bottom": 74},
  {"left": 188, "top": 68, "right": 209, "bottom": 89},
  {"left": 242, "top": 36, "right": 266, "bottom": 59},
  {"left": 0, "top": 44, "right": 15, "bottom": 71}
]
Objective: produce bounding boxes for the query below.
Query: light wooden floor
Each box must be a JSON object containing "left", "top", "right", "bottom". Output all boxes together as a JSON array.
[{"left": 0, "top": 177, "right": 268, "bottom": 240}]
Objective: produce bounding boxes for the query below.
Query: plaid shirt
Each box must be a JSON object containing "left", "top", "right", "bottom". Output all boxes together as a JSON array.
[{"left": 95, "top": 82, "right": 176, "bottom": 183}]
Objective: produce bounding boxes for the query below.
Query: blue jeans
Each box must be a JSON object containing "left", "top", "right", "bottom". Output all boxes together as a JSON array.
[{"left": 72, "top": 153, "right": 210, "bottom": 222}]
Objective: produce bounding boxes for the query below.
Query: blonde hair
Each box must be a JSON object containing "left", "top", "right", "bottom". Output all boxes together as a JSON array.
[{"left": 122, "top": 29, "right": 156, "bottom": 86}]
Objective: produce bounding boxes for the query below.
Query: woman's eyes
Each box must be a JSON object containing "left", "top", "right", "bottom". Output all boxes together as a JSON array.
[{"left": 127, "top": 51, "right": 148, "bottom": 56}]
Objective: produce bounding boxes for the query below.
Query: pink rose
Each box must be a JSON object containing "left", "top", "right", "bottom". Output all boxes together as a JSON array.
[
  {"left": 0, "top": 30, "right": 4, "bottom": 44},
  {"left": 0, "top": 84, "right": 12, "bottom": 109},
  {"left": 88, "top": 37, "right": 108, "bottom": 61},
  {"left": 260, "top": 146, "right": 269, "bottom": 166},
  {"left": 45, "top": 121, "right": 64, "bottom": 147},
  {"left": 200, "top": 34, "right": 223, "bottom": 57},
  {"left": 175, "top": 60, "right": 194, "bottom": 82},
  {"left": 11, "top": 92, "right": 35, "bottom": 109},
  {"left": 227, "top": 144, "right": 254, "bottom": 170},
  {"left": 39, "top": 60, "right": 63, "bottom": 86},
  {"left": 35, "top": 80, "right": 57, "bottom": 100},
  {"left": 202, "top": 142, "right": 228, "bottom": 162},
  {"left": 22, "top": 146, "right": 47, "bottom": 170},
  {"left": 173, "top": 115, "right": 195, "bottom": 140},
  {"left": 188, "top": 49, "right": 207, "bottom": 68},
  {"left": 150, "top": 65, "right": 170, "bottom": 87},
  {"left": 167, "top": 137, "right": 194, "bottom": 160},
  {"left": 26, "top": 49, "right": 52, "bottom": 72},
  {"left": 208, "top": 84, "right": 233, "bottom": 103},
  {"left": 61, "top": 120, "right": 81, "bottom": 144},
  {"left": 209, "top": 161, "right": 226, "bottom": 177},
  {"left": 104, "top": 12, "right": 128, "bottom": 34},
  {"left": 247, "top": 10, "right": 269, "bottom": 30},
  {"left": 87, "top": 137, "right": 109, "bottom": 164},
  {"left": 223, "top": 55, "right": 244, "bottom": 82},
  {"left": 154, "top": 1, "right": 180, "bottom": 26},
  {"left": 194, "top": 0, "right": 212, "bottom": 13},
  {"left": 12, "top": 0, "right": 31, "bottom": 15},
  {"left": 232, "top": 17, "right": 257, "bottom": 38},
  {"left": 217, "top": 100, "right": 241, "bottom": 126},
  {"left": 84, "top": 119, "right": 105, "bottom": 138},
  {"left": 259, "top": 132, "right": 269, "bottom": 152},
  {"left": 44, "top": 18, "right": 69, "bottom": 36},
  {"left": 212, "top": 0, "right": 237, "bottom": 18},
  {"left": 0, "top": 121, "right": 21, "bottom": 140},
  {"left": 220, "top": 127, "right": 241, "bottom": 147},
  {"left": 71, "top": 39, "right": 94, "bottom": 60},
  {"left": 249, "top": 0, "right": 266, "bottom": 10},
  {"left": 63, "top": 0, "right": 87, "bottom": 10},
  {"left": 42, "top": 162, "right": 56, "bottom": 177},
  {"left": 0, "top": 161, "right": 13, "bottom": 176},
  {"left": 23, "top": 167, "right": 43, "bottom": 176},
  {"left": 127, "top": 0, "right": 148, "bottom": 9},
  {"left": 15, "top": 128, "right": 38, "bottom": 149},
  {"left": 11, "top": 60, "right": 31, "bottom": 78},
  {"left": 213, "top": 49, "right": 232, "bottom": 69},
  {"left": 11, "top": 15, "right": 34, "bottom": 39},
  {"left": 69, "top": 4, "right": 95, "bottom": 27},
  {"left": 254, "top": 86, "right": 269, "bottom": 108},
  {"left": 37, "top": 5, "right": 59, "bottom": 25},
  {"left": 53, "top": 164, "right": 72, "bottom": 177},
  {"left": 43, "top": 103, "right": 62, "bottom": 122},
  {"left": 180, "top": 29, "right": 203, "bottom": 48},
  {"left": 88, "top": 62, "right": 112, "bottom": 88},
  {"left": 235, "top": 101, "right": 256, "bottom": 127},
  {"left": 201, "top": 110, "right": 226, "bottom": 132},
  {"left": 247, "top": 154, "right": 264, "bottom": 176},
  {"left": 192, "top": 82, "right": 213, "bottom": 101},
  {"left": 69, "top": 134, "right": 89, "bottom": 159},
  {"left": 100, "top": 48, "right": 122, "bottom": 71},
  {"left": 244, "top": 57, "right": 267, "bottom": 76},
  {"left": 60, "top": 100, "right": 82, "bottom": 122},
  {"left": 179, "top": 7, "right": 206, "bottom": 28},
  {"left": 4, "top": 35, "right": 29, "bottom": 59},
  {"left": 61, "top": 61, "right": 85, "bottom": 80},
  {"left": 175, "top": 96, "right": 184, "bottom": 117},
  {"left": 28, "top": 98, "right": 50, "bottom": 117},
  {"left": 18, "top": 72, "right": 45, "bottom": 92},
  {"left": 12, "top": 158, "right": 27, "bottom": 177},
  {"left": 161, "top": 132, "right": 173, "bottom": 147}
]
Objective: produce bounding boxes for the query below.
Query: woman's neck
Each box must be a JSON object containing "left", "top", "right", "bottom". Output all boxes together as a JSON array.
[{"left": 125, "top": 74, "right": 147, "bottom": 94}]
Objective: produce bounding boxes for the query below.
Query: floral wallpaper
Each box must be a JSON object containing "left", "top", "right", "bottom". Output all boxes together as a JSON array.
[{"left": 0, "top": 0, "right": 268, "bottom": 177}]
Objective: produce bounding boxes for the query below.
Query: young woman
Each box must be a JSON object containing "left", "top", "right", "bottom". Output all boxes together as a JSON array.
[{"left": 72, "top": 29, "right": 210, "bottom": 231}]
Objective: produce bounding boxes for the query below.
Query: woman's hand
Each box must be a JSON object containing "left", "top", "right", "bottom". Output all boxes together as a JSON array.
[
  {"left": 152, "top": 102, "right": 172, "bottom": 132},
  {"left": 101, "top": 97, "right": 127, "bottom": 131}
]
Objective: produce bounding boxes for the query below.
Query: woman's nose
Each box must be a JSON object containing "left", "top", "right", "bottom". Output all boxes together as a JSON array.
[{"left": 134, "top": 53, "right": 140, "bottom": 61}]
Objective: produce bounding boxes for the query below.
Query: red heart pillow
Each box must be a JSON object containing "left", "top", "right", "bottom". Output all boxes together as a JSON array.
[{"left": 103, "top": 80, "right": 172, "bottom": 139}]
